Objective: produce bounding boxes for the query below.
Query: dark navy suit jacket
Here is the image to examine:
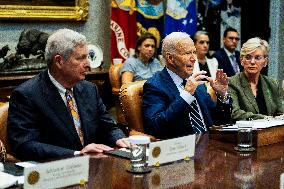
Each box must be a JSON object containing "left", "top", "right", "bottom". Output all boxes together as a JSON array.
[
  {"left": 214, "top": 48, "right": 242, "bottom": 77},
  {"left": 142, "top": 68, "right": 231, "bottom": 139},
  {"left": 8, "top": 70, "right": 125, "bottom": 160}
]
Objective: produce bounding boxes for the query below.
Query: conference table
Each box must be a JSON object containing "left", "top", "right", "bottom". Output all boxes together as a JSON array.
[
  {"left": 10, "top": 133, "right": 284, "bottom": 188},
  {"left": 70, "top": 134, "right": 284, "bottom": 189}
]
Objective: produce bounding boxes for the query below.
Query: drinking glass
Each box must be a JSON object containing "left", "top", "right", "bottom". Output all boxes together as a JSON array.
[
  {"left": 127, "top": 135, "right": 151, "bottom": 173},
  {"left": 234, "top": 121, "right": 255, "bottom": 152}
]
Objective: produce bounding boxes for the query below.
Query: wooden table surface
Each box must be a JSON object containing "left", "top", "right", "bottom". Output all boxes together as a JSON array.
[
  {"left": 9, "top": 134, "right": 284, "bottom": 188},
  {"left": 65, "top": 134, "right": 284, "bottom": 189}
]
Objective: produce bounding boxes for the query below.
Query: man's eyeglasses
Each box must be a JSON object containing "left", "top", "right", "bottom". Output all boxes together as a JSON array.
[
  {"left": 228, "top": 37, "right": 240, "bottom": 41},
  {"left": 244, "top": 54, "right": 266, "bottom": 62}
]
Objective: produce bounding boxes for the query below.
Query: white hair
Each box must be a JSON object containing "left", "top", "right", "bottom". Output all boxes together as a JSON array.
[
  {"left": 240, "top": 37, "right": 269, "bottom": 57},
  {"left": 45, "top": 28, "right": 87, "bottom": 67},
  {"left": 161, "top": 32, "right": 193, "bottom": 58}
]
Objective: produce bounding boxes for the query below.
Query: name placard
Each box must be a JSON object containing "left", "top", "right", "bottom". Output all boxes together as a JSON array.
[
  {"left": 148, "top": 135, "right": 196, "bottom": 166},
  {"left": 24, "top": 156, "right": 89, "bottom": 189}
]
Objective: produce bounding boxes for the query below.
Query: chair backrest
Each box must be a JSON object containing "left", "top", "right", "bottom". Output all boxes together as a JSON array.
[
  {"left": 0, "top": 102, "right": 11, "bottom": 154},
  {"left": 119, "top": 80, "right": 146, "bottom": 132},
  {"left": 0, "top": 103, "right": 19, "bottom": 162},
  {"left": 109, "top": 63, "right": 126, "bottom": 124},
  {"left": 109, "top": 63, "right": 123, "bottom": 95}
]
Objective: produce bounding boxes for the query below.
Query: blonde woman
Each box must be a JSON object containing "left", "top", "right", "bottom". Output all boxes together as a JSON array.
[{"left": 228, "top": 37, "right": 284, "bottom": 121}]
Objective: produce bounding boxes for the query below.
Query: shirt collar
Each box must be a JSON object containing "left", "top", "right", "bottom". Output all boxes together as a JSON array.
[
  {"left": 48, "top": 70, "right": 72, "bottom": 94},
  {"left": 166, "top": 67, "right": 187, "bottom": 87},
  {"left": 224, "top": 47, "right": 235, "bottom": 57}
]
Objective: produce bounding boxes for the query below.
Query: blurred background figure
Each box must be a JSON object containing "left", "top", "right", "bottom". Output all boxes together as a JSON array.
[
  {"left": 193, "top": 31, "right": 218, "bottom": 79},
  {"left": 228, "top": 37, "right": 284, "bottom": 121},
  {"left": 214, "top": 27, "right": 242, "bottom": 77},
  {"left": 120, "top": 32, "right": 163, "bottom": 84}
]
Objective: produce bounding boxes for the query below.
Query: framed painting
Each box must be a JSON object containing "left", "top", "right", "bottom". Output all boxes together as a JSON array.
[{"left": 0, "top": 0, "right": 89, "bottom": 21}]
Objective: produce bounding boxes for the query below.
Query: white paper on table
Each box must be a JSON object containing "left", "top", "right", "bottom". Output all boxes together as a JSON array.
[
  {"left": 251, "top": 119, "right": 284, "bottom": 128},
  {"left": 221, "top": 119, "right": 284, "bottom": 131},
  {"left": 0, "top": 172, "right": 18, "bottom": 188},
  {"left": 16, "top": 161, "right": 38, "bottom": 168}
]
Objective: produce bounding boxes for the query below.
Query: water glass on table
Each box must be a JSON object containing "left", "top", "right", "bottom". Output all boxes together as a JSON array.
[
  {"left": 234, "top": 121, "right": 255, "bottom": 152},
  {"left": 127, "top": 135, "right": 151, "bottom": 173}
]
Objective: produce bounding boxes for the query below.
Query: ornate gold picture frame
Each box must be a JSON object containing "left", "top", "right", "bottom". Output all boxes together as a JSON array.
[{"left": 0, "top": 0, "right": 89, "bottom": 21}]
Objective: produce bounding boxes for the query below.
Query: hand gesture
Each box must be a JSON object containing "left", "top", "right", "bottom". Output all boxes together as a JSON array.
[
  {"left": 207, "top": 69, "right": 229, "bottom": 96},
  {"left": 184, "top": 71, "right": 208, "bottom": 94}
]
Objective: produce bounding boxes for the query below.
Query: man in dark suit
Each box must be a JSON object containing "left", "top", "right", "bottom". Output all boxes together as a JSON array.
[
  {"left": 214, "top": 27, "right": 242, "bottom": 77},
  {"left": 142, "top": 32, "right": 232, "bottom": 139},
  {"left": 8, "top": 29, "right": 129, "bottom": 161}
]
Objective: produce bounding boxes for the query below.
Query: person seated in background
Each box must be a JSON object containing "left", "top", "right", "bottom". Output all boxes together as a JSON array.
[
  {"left": 120, "top": 32, "right": 163, "bottom": 84},
  {"left": 193, "top": 31, "right": 218, "bottom": 79},
  {"left": 228, "top": 37, "right": 284, "bottom": 121},
  {"left": 142, "top": 32, "right": 232, "bottom": 139},
  {"left": 8, "top": 29, "right": 129, "bottom": 161},
  {"left": 214, "top": 27, "right": 242, "bottom": 77}
]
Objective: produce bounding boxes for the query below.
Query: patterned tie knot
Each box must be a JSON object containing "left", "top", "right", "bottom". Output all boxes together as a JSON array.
[
  {"left": 182, "top": 79, "right": 187, "bottom": 87},
  {"left": 65, "top": 88, "right": 72, "bottom": 96},
  {"left": 65, "top": 89, "right": 74, "bottom": 107},
  {"left": 230, "top": 54, "right": 236, "bottom": 60}
]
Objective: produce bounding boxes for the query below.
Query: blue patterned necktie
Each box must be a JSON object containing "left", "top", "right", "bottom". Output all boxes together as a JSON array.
[
  {"left": 230, "top": 54, "right": 240, "bottom": 74},
  {"left": 181, "top": 80, "right": 207, "bottom": 133},
  {"left": 189, "top": 100, "right": 207, "bottom": 133},
  {"left": 65, "top": 89, "right": 84, "bottom": 145}
]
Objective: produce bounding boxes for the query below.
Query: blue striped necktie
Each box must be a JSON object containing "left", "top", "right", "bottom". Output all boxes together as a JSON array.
[
  {"left": 189, "top": 100, "right": 207, "bottom": 133},
  {"left": 181, "top": 79, "right": 207, "bottom": 133}
]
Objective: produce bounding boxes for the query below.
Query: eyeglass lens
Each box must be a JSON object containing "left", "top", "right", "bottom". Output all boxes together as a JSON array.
[
  {"left": 228, "top": 37, "right": 240, "bottom": 41},
  {"left": 199, "top": 41, "right": 210, "bottom": 45},
  {"left": 244, "top": 55, "right": 265, "bottom": 61}
]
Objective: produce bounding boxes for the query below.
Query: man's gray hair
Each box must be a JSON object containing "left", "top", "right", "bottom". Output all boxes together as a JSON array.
[
  {"left": 161, "top": 32, "right": 193, "bottom": 58},
  {"left": 45, "top": 28, "right": 87, "bottom": 67}
]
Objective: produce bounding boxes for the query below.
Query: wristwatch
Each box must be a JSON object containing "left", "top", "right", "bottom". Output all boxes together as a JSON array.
[{"left": 216, "top": 92, "right": 229, "bottom": 103}]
